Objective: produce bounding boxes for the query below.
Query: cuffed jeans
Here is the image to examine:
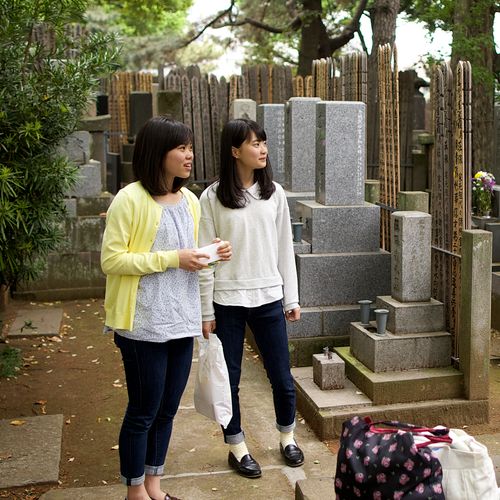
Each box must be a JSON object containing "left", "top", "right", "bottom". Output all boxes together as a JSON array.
[
  {"left": 114, "top": 333, "right": 193, "bottom": 485},
  {"left": 214, "top": 300, "right": 296, "bottom": 444}
]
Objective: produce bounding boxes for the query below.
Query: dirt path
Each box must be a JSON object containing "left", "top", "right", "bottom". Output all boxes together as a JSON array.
[{"left": 1, "top": 298, "right": 499, "bottom": 499}]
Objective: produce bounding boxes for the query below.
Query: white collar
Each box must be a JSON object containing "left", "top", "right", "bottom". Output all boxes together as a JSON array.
[{"left": 244, "top": 182, "right": 260, "bottom": 199}]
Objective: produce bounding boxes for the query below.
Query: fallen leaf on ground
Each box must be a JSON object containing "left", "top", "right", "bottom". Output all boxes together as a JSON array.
[
  {"left": 58, "top": 349, "right": 69, "bottom": 353},
  {"left": 49, "top": 336, "right": 62, "bottom": 342},
  {"left": 65, "top": 419, "right": 71, "bottom": 424},
  {"left": 0, "top": 452, "right": 12, "bottom": 461},
  {"left": 34, "top": 400, "right": 47, "bottom": 405},
  {"left": 10, "top": 420, "right": 26, "bottom": 426},
  {"left": 113, "top": 383, "right": 123, "bottom": 388},
  {"left": 111, "top": 444, "right": 119, "bottom": 450},
  {"left": 113, "top": 379, "right": 120, "bottom": 384},
  {"left": 86, "top": 345, "right": 94, "bottom": 349},
  {"left": 68, "top": 457, "right": 75, "bottom": 462}
]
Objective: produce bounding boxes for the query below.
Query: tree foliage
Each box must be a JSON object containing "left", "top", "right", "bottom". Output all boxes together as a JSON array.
[
  {"left": 0, "top": 0, "right": 119, "bottom": 288},
  {"left": 90, "top": 0, "right": 193, "bottom": 36}
]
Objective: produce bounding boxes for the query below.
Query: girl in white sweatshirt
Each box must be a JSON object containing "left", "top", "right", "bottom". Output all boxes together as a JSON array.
[{"left": 199, "top": 118, "right": 304, "bottom": 478}]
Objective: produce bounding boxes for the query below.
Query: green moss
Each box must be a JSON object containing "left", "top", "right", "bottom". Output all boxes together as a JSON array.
[{"left": 0, "top": 346, "right": 22, "bottom": 378}]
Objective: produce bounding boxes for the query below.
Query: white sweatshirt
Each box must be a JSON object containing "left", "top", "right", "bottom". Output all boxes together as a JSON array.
[{"left": 198, "top": 181, "right": 299, "bottom": 321}]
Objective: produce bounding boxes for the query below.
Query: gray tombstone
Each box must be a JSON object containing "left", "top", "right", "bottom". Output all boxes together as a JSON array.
[
  {"left": 157, "top": 91, "right": 183, "bottom": 122},
  {"left": 257, "top": 104, "right": 285, "bottom": 184},
  {"left": 391, "top": 211, "right": 432, "bottom": 302},
  {"left": 229, "top": 99, "right": 257, "bottom": 121},
  {"left": 316, "top": 101, "right": 365, "bottom": 206},
  {"left": 129, "top": 92, "right": 153, "bottom": 138},
  {"left": 284, "top": 97, "right": 321, "bottom": 192},
  {"left": 106, "top": 152, "right": 120, "bottom": 194}
]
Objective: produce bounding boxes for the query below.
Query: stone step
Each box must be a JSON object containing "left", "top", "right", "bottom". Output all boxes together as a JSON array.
[
  {"left": 295, "top": 201, "right": 380, "bottom": 254},
  {"left": 295, "top": 478, "right": 336, "bottom": 500},
  {"left": 335, "top": 346, "right": 463, "bottom": 404},
  {"left": 375, "top": 295, "right": 445, "bottom": 334},
  {"left": 296, "top": 251, "right": 391, "bottom": 307},
  {"left": 293, "top": 365, "right": 481, "bottom": 441},
  {"left": 349, "top": 322, "right": 452, "bottom": 372}
]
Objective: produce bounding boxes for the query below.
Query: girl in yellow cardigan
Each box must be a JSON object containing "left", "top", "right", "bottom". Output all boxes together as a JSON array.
[{"left": 101, "top": 117, "right": 230, "bottom": 500}]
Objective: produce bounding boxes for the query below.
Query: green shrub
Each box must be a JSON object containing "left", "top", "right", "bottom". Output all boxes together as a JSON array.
[{"left": 0, "top": 0, "right": 119, "bottom": 289}]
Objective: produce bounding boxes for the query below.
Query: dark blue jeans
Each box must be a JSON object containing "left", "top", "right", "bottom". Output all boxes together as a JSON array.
[
  {"left": 214, "top": 300, "right": 296, "bottom": 444},
  {"left": 114, "top": 333, "right": 193, "bottom": 485}
]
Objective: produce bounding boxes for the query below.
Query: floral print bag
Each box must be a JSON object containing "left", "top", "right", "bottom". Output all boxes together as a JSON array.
[{"left": 334, "top": 415, "right": 452, "bottom": 500}]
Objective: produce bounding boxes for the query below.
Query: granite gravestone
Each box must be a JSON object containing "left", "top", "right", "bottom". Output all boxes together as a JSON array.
[
  {"left": 316, "top": 101, "right": 365, "bottom": 206},
  {"left": 284, "top": 97, "right": 321, "bottom": 192},
  {"left": 257, "top": 104, "right": 285, "bottom": 184}
]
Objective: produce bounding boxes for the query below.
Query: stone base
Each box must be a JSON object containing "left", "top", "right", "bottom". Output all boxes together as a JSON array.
[
  {"left": 295, "top": 201, "right": 380, "bottom": 253},
  {"left": 376, "top": 295, "right": 445, "bottom": 334},
  {"left": 335, "top": 346, "right": 462, "bottom": 404},
  {"left": 13, "top": 286, "right": 105, "bottom": 302},
  {"left": 286, "top": 304, "right": 377, "bottom": 338},
  {"left": 284, "top": 189, "right": 315, "bottom": 219},
  {"left": 296, "top": 251, "right": 391, "bottom": 307},
  {"left": 312, "top": 353, "right": 345, "bottom": 389},
  {"left": 294, "top": 365, "right": 485, "bottom": 440},
  {"left": 350, "top": 322, "right": 452, "bottom": 372},
  {"left": 245, "top": 328, "right": 349, "bottom": 368}
]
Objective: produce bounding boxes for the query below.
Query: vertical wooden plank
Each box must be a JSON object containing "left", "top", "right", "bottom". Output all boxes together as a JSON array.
[
  {"left": 200, "top": 76, "right": 215, "bottom": 180},
  {"left": 190, "top": 77, "right": 204, "bottom": 181}
]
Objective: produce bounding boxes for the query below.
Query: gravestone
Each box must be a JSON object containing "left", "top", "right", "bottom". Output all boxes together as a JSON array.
[
  {"left": 157, "top": 91, "right": 183, "bottom": 121},
  {"left": 129, "top": 92, "right": 153, "bottom": 137},
  {"left": 229, "top": 99, "right": 257, "bottom": 121},
  {"left": 106, "top": 152, "right": 120, "bottom": 194},
  {"left": 284, "top": 97, "right": 321, "bottom": 192},
  {"left": 391, "top": 211, "right": 432, "bottom": 302},
  {"left": 316, "top": 101, "right": 365, "bottom": 206},
  {"left": 257, "top": 104, "right": 285, "bottom": 184}
]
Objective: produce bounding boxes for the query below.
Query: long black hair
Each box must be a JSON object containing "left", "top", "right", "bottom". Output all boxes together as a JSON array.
[
  {"left": 216, "top": 118, "right": 275, "bottom": 209},
  {"left": 132, "top": 116, "right": 193, "bottom": 196}
]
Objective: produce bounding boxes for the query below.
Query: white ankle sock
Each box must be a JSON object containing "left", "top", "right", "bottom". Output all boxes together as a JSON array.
[
  {"left": 280, "top": 431, "right": 296, "bottom": 448},
  {"left": 230, "top": 441, "right": 249, "bottom": 461}
]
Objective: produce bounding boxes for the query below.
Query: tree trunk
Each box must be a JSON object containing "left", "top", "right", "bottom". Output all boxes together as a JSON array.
[
  {"left": 366, "top": 0, "right": 400, "bottom": 174},
  {"left": 297, "top": 0, "right": 331, "bottom": 75},
  {"left": 452, "top": 0, "right": 495, "bottom": 170}
]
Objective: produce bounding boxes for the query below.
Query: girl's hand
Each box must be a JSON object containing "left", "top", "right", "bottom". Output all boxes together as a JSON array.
[
  {"left": 202, "top": 320, "right": 216, "bottom": 339},
  {"left": 178, "top": 248, "right": 209, "bottom": 272},
  {"left": 285, "top": 307, "right": 301, "bottom": 322},
  {"left": 213, "top": 238, "right": 232, "bottom": 261}
]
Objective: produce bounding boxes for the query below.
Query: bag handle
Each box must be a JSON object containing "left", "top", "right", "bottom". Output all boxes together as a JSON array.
[{"left": 363, "top": 416, "right": 452, "bottom": 447}]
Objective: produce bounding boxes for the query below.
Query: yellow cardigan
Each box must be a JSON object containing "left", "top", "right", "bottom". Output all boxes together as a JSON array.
[{"left": 101, "top": 182, "right": 200, "bottom": 330}]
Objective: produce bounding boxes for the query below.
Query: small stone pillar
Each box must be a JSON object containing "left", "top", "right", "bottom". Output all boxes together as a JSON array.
[
  {"left": 391, "top": 211, "right": 432, "bottom": 302},
  {"left": 129, "top": 92, "right": 153, "bottom": 137},
  {"left": 312, "top": 351, "right": 345, "bottom": 390},
  {"left": 365, "top": 180, "right": 380, "bottom": 204},
  {"left": 397, "top": 191, "right": 429, "bottom": 213},
  {"left": 459, "top": 230, "right": 492, "bottom": 400},
  {"left": 157, "top": 90, "right": 183, "bottom": 122},
  {"left": 257, "top": 104, "right": 285, "bottom": 184}
]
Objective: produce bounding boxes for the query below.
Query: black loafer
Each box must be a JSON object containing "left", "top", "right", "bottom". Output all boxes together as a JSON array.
[
  {"left": 280, "top": 442, "right": 304, "bottom": 467},
  {"left": 228, "top": 451, "right": 262, "bottom": 478}
]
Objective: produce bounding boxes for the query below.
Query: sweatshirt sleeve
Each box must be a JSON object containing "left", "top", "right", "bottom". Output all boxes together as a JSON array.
[
  {"left": 101, "top": 191, "right": 179, "bottom": 276},
  {"left": 275, "top": 186, "right": 299, "bottom": 311},
  {"left": 198, "top": 190, "right": 217, "bottom": 321}
]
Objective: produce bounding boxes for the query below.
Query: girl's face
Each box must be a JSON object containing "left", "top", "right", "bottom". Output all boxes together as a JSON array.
[
  {"left": 163, "top": 143, "right": 193, "bottom": 181},
  {"left": 232, "top": 132, "right": 268, "bottom": 171}
]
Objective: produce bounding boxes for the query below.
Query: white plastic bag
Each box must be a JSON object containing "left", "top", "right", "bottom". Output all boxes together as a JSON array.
[
  {"left": 193, "top": 334, "right": 232, "bottom": 428},
  {"left": 431, "top": 429, "right": 499, "bottom": 500}
]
